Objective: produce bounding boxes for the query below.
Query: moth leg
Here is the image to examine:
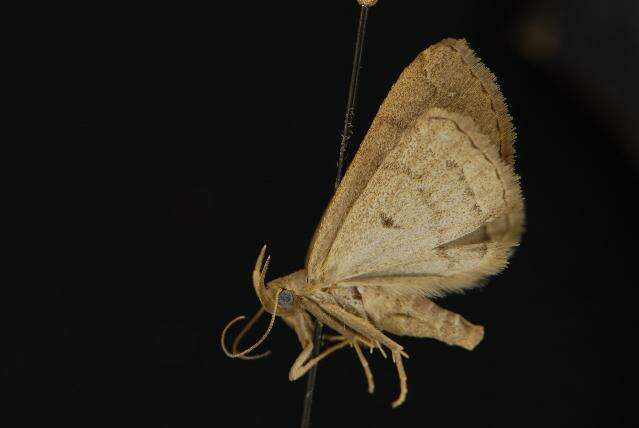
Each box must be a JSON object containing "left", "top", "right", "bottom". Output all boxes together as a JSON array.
[
  {"left": 300, "top": 297, "right": 372, "bottom": 347},
  {"left": 319, "top": 301, "right": 404, "bottom": 354},
  {"left": 322, "top": 334, "right": 346, "bottom": 342},
  {"left": 284, "top": 310, "right": 350, "bottom": 381},
  {"left": 288, "top": 342, "right": 313, "bottom": 381},
  {"left": 391, "top": 350, "right": 408, "bottom": 408},
  {"left": 320, "top": 333, "right": 375, "bottom": 392},
  {"left": 353, "top": 341, "right": 375, "bottom": 394},
  {"left": 282, "top": 311, "right": 315, "bottom": 381},
  {"left": 375, "top": 341, "right": 387, "bottom": 359},
  {"left": 289, "top": 340, "right": 350, "bottom": 381}
]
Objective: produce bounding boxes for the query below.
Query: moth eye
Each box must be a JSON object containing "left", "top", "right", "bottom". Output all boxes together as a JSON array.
[{"left": 278, "top": 289, "right": 294, "bottom": 309}]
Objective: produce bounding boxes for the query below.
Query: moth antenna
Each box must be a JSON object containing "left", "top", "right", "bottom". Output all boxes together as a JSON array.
[
  {"left": 222, "top": 289, "right": 283, "bottom": 359},
  {"left": 221, "top": 315, "right": 247, "bottom": 357},
  {"left": 231, "top": 307, "right": 271, "bottom": 360}
]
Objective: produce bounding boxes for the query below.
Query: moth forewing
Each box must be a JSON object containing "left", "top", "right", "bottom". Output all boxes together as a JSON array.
[
  {"left": 305, "top": 38, "right": 519, "bottom": 284},
  {"left": 315, "top": 108, "right": 521, "bottom": 290}
]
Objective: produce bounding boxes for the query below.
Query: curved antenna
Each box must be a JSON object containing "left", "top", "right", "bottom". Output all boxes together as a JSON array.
[
  {"left": 231, "top": 307, "right": 271, "bottom": 360},
  {"left": 221, "top": 289, "right": 283, "bottom": 359}
]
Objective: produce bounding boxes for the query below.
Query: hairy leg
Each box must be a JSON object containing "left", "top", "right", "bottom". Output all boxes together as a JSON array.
[
  {"left": 322, "top": 334, "right": 376, "bottom": 393},
  {"left": 391, "top": 351, "right": 408, "bottom": 408},
  {"left": 316, "top": 300, "right": 405, "bottom": 354},
  {"left": 353, "top": 341, "right": 375, "bottom": 393},
  {"left": 299, "top": 297, "right": 372, "bottom": 347},
  {"left": 289, "top": 340, "right": 350, "bottom": 381}
]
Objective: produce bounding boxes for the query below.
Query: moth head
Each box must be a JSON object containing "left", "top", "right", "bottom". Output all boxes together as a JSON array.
[
  {"left": 221, "top": 246, "right": 304, "bottom": 360},
  {"left": 261, "top": 270, "right": 307, "bottom": 317}
]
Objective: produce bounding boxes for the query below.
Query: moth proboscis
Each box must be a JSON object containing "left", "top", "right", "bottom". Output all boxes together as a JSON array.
[{"left": 221, "top": 38, "right": 524, "bottom": 408}]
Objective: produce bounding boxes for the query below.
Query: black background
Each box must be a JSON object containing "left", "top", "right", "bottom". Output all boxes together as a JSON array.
[{"left": 3, "top": 1, "right": 639, "bottom": 427}]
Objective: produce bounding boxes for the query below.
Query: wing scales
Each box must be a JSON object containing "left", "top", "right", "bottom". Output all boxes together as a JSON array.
[{"left": 305, "top": 39, "right": 523, "bottom": 297}]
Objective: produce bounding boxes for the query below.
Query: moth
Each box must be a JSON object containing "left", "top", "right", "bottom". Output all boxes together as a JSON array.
[{"left": 222, "top": 38, "right": 524, "bottom": 407}]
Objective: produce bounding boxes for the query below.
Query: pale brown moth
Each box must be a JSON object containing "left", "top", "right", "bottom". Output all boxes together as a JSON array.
[{"left": 222, "top": 38, "right": 524, "bottom": 407}]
